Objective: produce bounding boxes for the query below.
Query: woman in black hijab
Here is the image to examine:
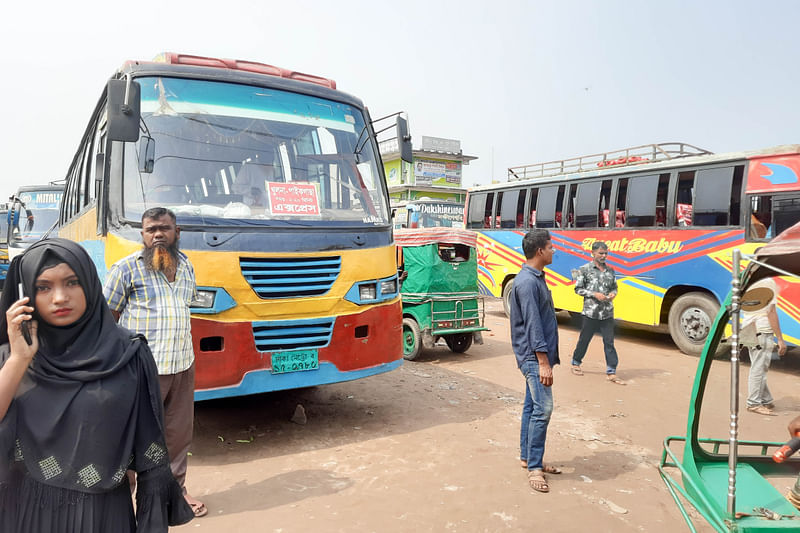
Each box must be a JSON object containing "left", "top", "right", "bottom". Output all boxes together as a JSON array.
[{"left": 0, "top": 238, "right": 194, "bottom": 532}]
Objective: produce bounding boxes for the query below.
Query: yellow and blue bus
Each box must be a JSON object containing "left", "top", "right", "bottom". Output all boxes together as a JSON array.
[
  {"left": 466, "top": 143, "right": 800, "bottom": 355},
  {"left": 6, "top": 184, "right": 64, "bottom": 262},
  {"left": 16, "top": 53, "right": 412, "bottom": 400}
]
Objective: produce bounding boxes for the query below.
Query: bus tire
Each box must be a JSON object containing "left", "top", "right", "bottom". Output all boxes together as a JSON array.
[
  {"left": 668, "top": 293, "right": 719, "bottom": 356},
  {"left": 502, "top": 279, "right": 514, "bottom": 318},
  {"left": 445, "top": 333, "right": 473, "bottom": 353},
  {"left": 402, "top": 317, "right": 422, "bottom": 361}
]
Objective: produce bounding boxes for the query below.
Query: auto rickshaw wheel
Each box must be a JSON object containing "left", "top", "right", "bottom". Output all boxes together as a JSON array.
[
  {"left": 402, "top": 317, "right": 422, "bottom": 360},
  {"left": 445, "top": 333, "right": 473, "bottom": 353}
]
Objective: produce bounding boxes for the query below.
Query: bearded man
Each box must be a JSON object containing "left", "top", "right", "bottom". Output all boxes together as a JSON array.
[{"left": 104, "top": 207, "right": 208, "bottom": 517}]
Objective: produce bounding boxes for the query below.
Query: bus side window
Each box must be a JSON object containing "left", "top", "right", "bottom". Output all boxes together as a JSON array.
[
  {"left": 528, "top": 188, "right": 538, "bottom": 227},
  {"left": 483, "top": 192, "right": 495, "bottom": 228},
  {"left": 754, "top": 194, "right": 800, "bottom": 239},
  {"left": 748, "top": 195, "right": 770, "bottom": 240},
  {"left": 535, "top": 186, "right": 559, "bottom": 228},
  {"left": 693, "top": 167, "right": 735, "bottom": 226},
  {"left": 499, "top": 189, "right": 523, "bottom": 228},
  {"left": 495, "top": 192, "right": 504, "bottom": 227},
  {"left": 515, "top": 188, "right": 527, "bottom": 228},
  {"left": 575, "top": 181, "right": 601, "bottom": 227},
  {"left": 615, "top": 178, "right": 628, "bottom": 227},
  {"left": 675, "top": 171, "right": 694, "bottom": 226},
  {"left": 626, "top": 174, "right": 658, "bottom": 227},
  {"left": 466, "top": 193, "right": 486, "bottom": 229},
  {"left": 773, "top": 196, "right": 800, "bottom": 235},
  {"left": 655, "top": 173, "right": 669, "bottom": 226}
]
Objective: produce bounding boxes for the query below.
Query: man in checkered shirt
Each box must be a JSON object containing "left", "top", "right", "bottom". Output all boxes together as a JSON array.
[
  {"left": 104, "top": 207, "right": 208, "bottom": 517},
  {"left": 569, "top": 241, "right": 625, "bottom": 385}
]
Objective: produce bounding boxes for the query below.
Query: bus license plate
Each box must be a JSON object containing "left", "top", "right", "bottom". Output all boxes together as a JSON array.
[{"left": 271, "top": 349, "right": 319, "bottom": 374}]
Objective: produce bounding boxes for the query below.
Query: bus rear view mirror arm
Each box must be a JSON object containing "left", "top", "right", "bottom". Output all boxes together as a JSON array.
[{"left": 107, "top": 78, "right": 141, "bottom": 142}]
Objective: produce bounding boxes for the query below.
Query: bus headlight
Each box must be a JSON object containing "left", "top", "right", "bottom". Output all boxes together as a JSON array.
[
  {"left": 345, "top": 275, "right": 399, "bottom": 305},
  {"left": 359, "top": 283, "right": 377, "bottom": 301},
  {"left": 191, "top": 290, "right": 216, "bottom": 308},
  {"left": 380, "top": 279, "right": 397, "bottom": 296}
]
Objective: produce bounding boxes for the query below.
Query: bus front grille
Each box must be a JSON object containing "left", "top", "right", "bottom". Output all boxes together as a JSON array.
[
  {"left": 240, "top": 256, "right": 341, "bottom": 298},
  {"left": 251, "top": 317, "right": 335, "bottom": 352}
]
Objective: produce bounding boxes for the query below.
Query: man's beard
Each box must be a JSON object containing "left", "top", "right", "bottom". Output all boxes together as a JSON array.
[{"left": 143, "top": 241, "right": 180, "bottom": 273}]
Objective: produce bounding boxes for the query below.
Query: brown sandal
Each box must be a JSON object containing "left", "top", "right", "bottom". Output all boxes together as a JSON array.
[
  {"left": 606, "top": 374, "right": 626, "bottom": 385},
  {"left": 571, "top": 365, "right": 584, "bottom": 376},
  {"left": 520, "top": 461, "right": 561, "bottom": 474},
  {"left": 542, "top": 465, "right": 562, "bottom": 475},
  {"left": 528, "top": 470, "right": 549, "bottom": 493}
]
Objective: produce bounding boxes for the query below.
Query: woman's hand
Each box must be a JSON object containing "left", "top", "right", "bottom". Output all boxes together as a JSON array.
[{"left": 6, "top": 296, "right": 38, "bottom": 361}]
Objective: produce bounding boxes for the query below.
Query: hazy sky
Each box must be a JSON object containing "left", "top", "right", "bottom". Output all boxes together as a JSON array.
[{"left": 1, "top": 0, "right": 798, "bottom": 199}]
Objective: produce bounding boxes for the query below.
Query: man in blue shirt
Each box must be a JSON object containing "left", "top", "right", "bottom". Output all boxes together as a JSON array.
[{"left": 510, "top": 229, "right": 560, "bottom": 493}]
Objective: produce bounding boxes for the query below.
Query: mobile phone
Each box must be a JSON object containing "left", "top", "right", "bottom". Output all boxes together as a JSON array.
[{"left": 17, "top": 282, "right": 32, "bottom": 346}]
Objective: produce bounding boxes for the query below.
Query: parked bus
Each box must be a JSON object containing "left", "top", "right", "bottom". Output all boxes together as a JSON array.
[
  {"left": 0, "top": 205, "right": 8, "bottom": 289},
  {"left": 7, "top": 184, "right": 64, "bottom": 261},
  {"left": 392, "top": 199, "right": 465, "bottom": 229},
  {"left": 466, "top": 143, "right": 800, "bottom": 355},
  {"left": 17, "top": 52, "right": 412, "bottom": 400}
]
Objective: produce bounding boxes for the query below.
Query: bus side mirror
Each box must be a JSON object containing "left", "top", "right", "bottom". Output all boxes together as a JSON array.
[
  {"left": 397, "top": 116, "right": 413, "bottom": 164},
  {"left": 107, "top": 78, "right": 141, "bottom": 142},
  {"left": 139, "top": 136, "right": 155, "bottom": 173}
]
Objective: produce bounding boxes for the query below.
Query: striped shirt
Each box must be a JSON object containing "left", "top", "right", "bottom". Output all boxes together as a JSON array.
[{"left": 104, "top": 249, "right": 197, "bottom": 375}]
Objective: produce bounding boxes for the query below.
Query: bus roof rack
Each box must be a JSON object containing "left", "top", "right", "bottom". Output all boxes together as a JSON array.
[
  {"left": 507, "top": 142, "right": 713, "bottom": 182},
  {"left": 148, "top": 52, "right": 337, "bottom": 90}
]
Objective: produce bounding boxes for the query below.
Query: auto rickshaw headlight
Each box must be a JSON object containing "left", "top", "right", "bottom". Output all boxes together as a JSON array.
[{"left": 359, "top": 283, "right": 377, "bottom": 301}]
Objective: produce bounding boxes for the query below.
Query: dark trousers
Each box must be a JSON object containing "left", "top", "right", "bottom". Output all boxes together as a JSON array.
[
  {"left": 158, "top": 364, "right": 196, "bottom": 493},
  {"left": 571, "top": 316, "right": 618, "bottom": 374}
]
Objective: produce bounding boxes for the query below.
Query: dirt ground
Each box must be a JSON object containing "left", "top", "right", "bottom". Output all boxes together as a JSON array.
[{"left": 176, "top": 300, "right": 800, "bottom": 532}]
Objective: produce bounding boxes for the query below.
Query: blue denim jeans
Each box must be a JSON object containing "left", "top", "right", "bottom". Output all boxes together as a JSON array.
[
  {"left": 571, "top": 316, "right": 619, "bottom": 374},
  {"left": 519, "top": 359, "right": 554, "bottom": 471}
]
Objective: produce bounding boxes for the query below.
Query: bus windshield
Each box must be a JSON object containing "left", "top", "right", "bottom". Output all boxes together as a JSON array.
[{"left": 123, "top": 77, "right": 388, "bottom": 227}]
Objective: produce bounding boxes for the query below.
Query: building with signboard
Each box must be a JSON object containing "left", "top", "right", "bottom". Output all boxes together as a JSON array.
[{"left": 380, "top": 134, "right": 478, "bottom": 204}]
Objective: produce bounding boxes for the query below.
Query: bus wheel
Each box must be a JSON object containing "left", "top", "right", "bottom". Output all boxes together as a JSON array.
[
  {"left": 445, "top": 333, "right": 473, "bottom": 353},
  {"left": 502, "top": 279, "right": 514, "bottom": 318},
  {"left": 668, "top": 293, "right": 719, "bottom": 356},
  {"left": 402, "top": 318, "right": 422, "bottom": 361}
]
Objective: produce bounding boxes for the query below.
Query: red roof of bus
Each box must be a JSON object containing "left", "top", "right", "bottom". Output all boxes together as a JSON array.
[{"left": 123, "top": 52, "right": 337, "bottom": 90}]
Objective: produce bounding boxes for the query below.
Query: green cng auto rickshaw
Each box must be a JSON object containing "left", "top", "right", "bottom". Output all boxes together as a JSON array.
[
  {"left": 659, "top": 221, "right": 800, "bottom": 531},
  {"left": 395, "top": 228, "right": 487, "bottom": 360}
]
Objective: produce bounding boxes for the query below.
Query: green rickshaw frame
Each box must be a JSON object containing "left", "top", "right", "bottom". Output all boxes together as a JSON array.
[{"left": 659, "top": 222, "right": 800, "bottom": 532}]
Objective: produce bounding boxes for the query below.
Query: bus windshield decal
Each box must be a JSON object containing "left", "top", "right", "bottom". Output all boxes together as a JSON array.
[
  {"left": 140, "top": 77, "right": 356, "bottom": 133},
  {"left": 140, "top": 100, "right": 355, "bottom": 134},
  {"left": 267, "top": 183, "right": 320, "bottom": 216}
]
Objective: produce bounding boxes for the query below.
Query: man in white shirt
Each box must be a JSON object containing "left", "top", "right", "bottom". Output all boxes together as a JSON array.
[{"left": 741, "top": 278, "right": 787, "bottom": 416}]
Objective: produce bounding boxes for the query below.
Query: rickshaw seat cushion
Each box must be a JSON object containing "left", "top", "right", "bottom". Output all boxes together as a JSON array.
[{"left": 695, "top": 462, "right": 800, "bottom": 519}]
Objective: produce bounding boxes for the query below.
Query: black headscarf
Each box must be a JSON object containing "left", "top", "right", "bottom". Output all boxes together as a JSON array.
[
  {"left": 0, "top": 238, "right": 135, "bottom": 379},
  {"left": 0, "top": 238, "right": 193, "bottom": 528}
]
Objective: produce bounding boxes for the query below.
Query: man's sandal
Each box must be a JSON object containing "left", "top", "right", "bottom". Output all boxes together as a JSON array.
[
  {"left": 747, "top": 405, "right": 776, "bottom": 416},
  {"left": 606, "top": 374, "right": 626, "bottom": 385},
  {"left": 528, "top": 470, "right": 549, "bottom": 493},
  {"left": 519, "top": 460, "right": 561, "bottom": 474},
  {"left": 571, "top": 365, "right": 584, "bottom": 376}
]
